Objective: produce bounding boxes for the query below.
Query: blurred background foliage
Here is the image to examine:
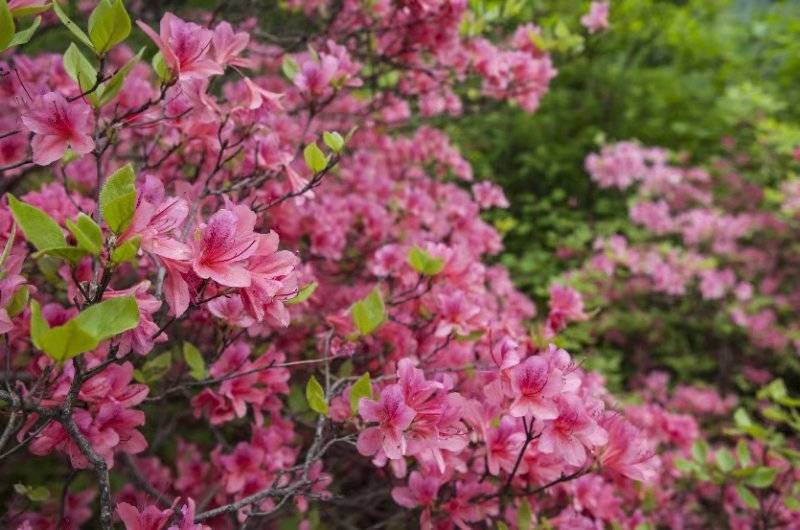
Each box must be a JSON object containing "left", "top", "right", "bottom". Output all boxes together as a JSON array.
[
  {"left": 450, "top": 0, "right": 800, "bottom": 298},
  {"left": 448, "top": 0, "right": 800, "bottom": 391}
]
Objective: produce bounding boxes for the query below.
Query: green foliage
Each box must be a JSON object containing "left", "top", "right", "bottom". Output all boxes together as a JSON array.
[
  {"left": 52, "top": 0, "right": 95, "bottom": 51},
  {"left": 99, "top": 163, "right": 136, "bottom": 233},
  {"left": 7, "top": 195, "right": 66, "bottom": 251},
  {"left": 134, "top": 352, "right": 172, "bottom": 384},
  {"left": 87, "top": 0, "right": 131, "bottom": 54},
  {"left": 407, "top": 246, "right": 445, "bottom": 276},
  {"left": 30, "top": 296, "right": 139, "bottom": 363},
  {"left": 183, "top": 342, "right": 207, "bottom": 381},
  {"left": 323, "top": 131, "right": 345, "bottom": 153},
  {"left": 66, "top": 213, "right": 103, "bottom": 255},
  {"left": 351, "top": 287, "right": 386, "bottom": 336},
  {"left": 305, "top": 375, "right": 328, "bottom": 415},
  {"left": 285, "top": 281, "right": 317, "bottom": 305},
  {"left": 349, "top": 372, "right": 372, "bottom": 414},
  {"left": 303, "top": 142, "right": 327, "bottom": 173}
]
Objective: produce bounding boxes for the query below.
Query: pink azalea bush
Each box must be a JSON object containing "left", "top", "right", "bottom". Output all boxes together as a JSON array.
[{"left": 0, "top": 1, "right": 796, "bottom": 529}]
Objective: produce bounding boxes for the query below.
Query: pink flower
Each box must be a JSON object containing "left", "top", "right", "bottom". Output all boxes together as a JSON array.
[
  {"left": 243, "top": 77, "right": 283, "bottom": 110},
  {"left": 21, "top": 92, "right": 95, "bottom": 166},
  {"left": 581, "top": 1, "right": 610, "bottom": 34},
  {"left": 538, "top": 394, "right": 608, "bottom": 467},
  {"left": 472, "top": 181, "right": 509, "bottom": 209},
  {"left": 293, "top": 55, "right": 339, "bottom": 96},
  {"left": 116, "top": 502, "right": 173, "bottom": 530},
  {"left": 508, "top": 356, "right": 562, "bottom": 419},
  {"left": 357, "top": 384, "right": 416, "bottom": 459},
  {"left": 239, "top": 230, "right": 299, "bottom": 325},
  {"left": 212, "top": 22, "right": 251, "bottom": 68},
  {"left": 136, "top": 13, "right": 223, "bottom": 80},
  {"left": 598, "top": 413, "right": 659, "bottom": 482},
  {"left": 391, "top": 470, "right": 441, "bottom": 508},
  {"left": 167, "top": 498, "right": 211, "bottom": 530},
  {"left": 192, "top": 205, "right": 258, "bottom": 288}
]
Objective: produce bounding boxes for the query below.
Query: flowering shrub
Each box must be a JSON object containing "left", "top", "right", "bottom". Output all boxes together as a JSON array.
[{"left": 0, "top": 1, "right": 687, "bottom": 529}]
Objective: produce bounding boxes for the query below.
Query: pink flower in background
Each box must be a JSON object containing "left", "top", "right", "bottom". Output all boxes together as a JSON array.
[
  {"left": 116, "top": 501, "right": 173, "bottom": 530},
  {"left": 137, "top": 13, "right": 223, "bottom": 80},
  {"left": 581, "top": 1, "right": 610, "bottom": 33},
  {"left": 212, "top": 21, "right": 251, "bottom": 68},
  {"left": 293, "top": 55, "right": 339, "bottom": 95},
  {"left": 472, "top": 181, "right": 510, "bottom": 209},
  {"left": 21, "top": 92, "right": 95, "bottom": 165},
  {"left": 357, "top": 384, "right": 416, "bottom": 459},
  {"left": 598, "top": 413, "right": 658, "bottom": 482}
]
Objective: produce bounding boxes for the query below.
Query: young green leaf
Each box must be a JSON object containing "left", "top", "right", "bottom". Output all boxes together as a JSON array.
[
  {"left": 99, "top": 163, "right": 136, "bottom": 233},
  {"left": 747, "top": 467, "right": 777, "bottom": 489},
  {"left": 52, "top": 0, "right": 95, "bottom": 51},
  {"left": 183, "top": 342, "right": 207, "bottom": 381},
  {"left": 97, "top": 46, "right": 144, "bottom": 106},
  {"left": 305, "top": 375, "right": 328, "bottom": 415},
  {"left": 716, "top": 448, "right": 736, "bottom": 473},
  {"left": 736, "top": 484, "right": 759, "bottom": 509},
  {"left": 0, "top": 222, "right": 15, "bottom": 268},
  {"left": 38, "top": 319, "right": 98, "bottom": 363},
  {"left": 74, "top": 296, "right": 139, "bottom": 342},
  {"left": 349, "top": 372, "right": 372, "bottom": 415},
  {"left": 517, "top": 497, "right": 532, "bottom": 530},
  {"left": 737, "top": 439, "right": 751, "bottom": 467},
  {"left": 281, "top": 56, "right": 299, "bottom": 80},
  {"left": 7, "top": 194, "right": 67, "bottom": 251},
  {"left": 111, "top": 236, "right": 140, "bottom": 264},
  {"left": 63, "top": 43, "right": 99, "bottom": 106},
  {"left": 6, "top": 285, "right": 29, "bottom": 318},
  {"left": 134, "top": 352, "right": 172, "bottom": 384},
  {"left": 407, "top": 245, "right": 444, "bottom": 276},
  {"left": 66, "top": 213, "right": 103, "bottom": 255},
  {"left": 37, "top": 246, "right": 90, "bottom": 264},
  {"left": 285, "top": 281, "right": 317, "bottom": 305},
  {"left": 351, "top": 287, "right": 386, "bottom": 336},
  {"left": 323, "top": 131, "right": 345, "bottom": 153},
  {"left": 303, "top": 143, "right": 327, "bottom": 173},
  {"left": 151, "top": 51, "right": 172, "bottom": 82},
  {"left": 0, "top": 0, "right": 14, "bottom": 51},
  {"left": 88, "top": 0, "right": 130, "bottom": 54},
  {"left": 28, "top": 300, "right": 49, "bottom": 350},
  {"left": 7, "top": 15, "right": 42, "bottom": 49}
]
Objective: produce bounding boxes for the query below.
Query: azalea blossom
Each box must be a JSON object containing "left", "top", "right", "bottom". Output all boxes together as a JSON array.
[{"left": 21, "top": 92, "right": 95, "bottom": 166}]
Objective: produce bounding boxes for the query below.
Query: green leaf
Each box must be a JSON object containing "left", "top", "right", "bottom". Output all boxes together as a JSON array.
[
  {"left": 407, "top": 245, "right": 444, "bottom": 276},
  {"left": 87, "top": 0, "right": 130, "bottom": 53},
  {"left": 52, "top": 0, "right": 94, "bottom": 51},
  {"left": 111, "top": 236, "right": 140, "bottom": 264},
  {"left": 63, "top": 43, "right": 99, "bottom": 106},
  {"left": 351, "top": 287, "right": 386, "bottom": 336},
  {"left": 6, "top": 285, "right": 28, "bottom": 318},
  {"left": 13, "top": 483, "right": 50, "bottom": 503},
  {"left": 74, "top": 296, "right": 139, "bottom": 342},
  {"left": 496, "top": 522, "right": 509, "bottom": 530},
  {"left": 0, "top": 0, "right": 14, "bottom": 51},
  {"left": 281, "top": 56, "right": 299, "bottom": 80},
  {"left": 39, "top": 319, "right": 97, "bottom": 363},
  {"left": 97, "top": 46, "right": 143, "bottom": 106},
  {"left": 673, "top": 457, "right": 696, "bottom": 474},
  {"left": 7, "top": 15, "right": 41, "bottom": 49},
  {"left": 151, "top": 51, "right": 171, "bottom": 82},
  {"left": 737, "top": 440, "right": 751, "bottom": 467},
  {"left": 303, "top": 143, "right": 327, "bottom": 173},
  {"left": 99, "top": 163, "right": 136, "bottom": 233},
  {"left": 9, "top": 3, "right": 50, "bottom": 17},
  {"left": 691, "top": 440, "right": 709, "bottom": 463},
  {"left": 322, "top": 131, "right": 345, "bottom": 153},
  {"left": 37, "top": 246, "right": 89, "bottom": 264},
  {"left": 285, "top": 281, "right": 317, "bottom": 305},
  {"left": 747, "top": 467, "right": 777, "bottom": 489},
  {"left": 28, "top": 300, "right": 48, "bottom": 351},
  {"left": 349, "top": 372, "right": 372, "bottom": 415},
  {"left": 736, "top": 484, "right": 759, "bottom": 509},
  {"left": 716, "top": 448, "right": 736, "bottom": 473},
  {"left": 66, "top": 213, "right": 102, "bottom": 255},
  {"left": 7, "top": 194, "right": 66, "bottom": 251},
  {"left": 785, "top": 495, "right": 800, "bottom": 511},
  {"left": 517, "top": 497, "right": 532, "bottom": 530},
  {"left": 734, "top": 408, "right": 753, "bottom": 428},
  {"left": 183, "top": 342, "right": 207, "bottom": 381},
  {"left": 305, "top": 375, "right": 328, "bottom": 415},
  {"left": 133, "top": 352, "right": 172, "bottom": 384}
]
